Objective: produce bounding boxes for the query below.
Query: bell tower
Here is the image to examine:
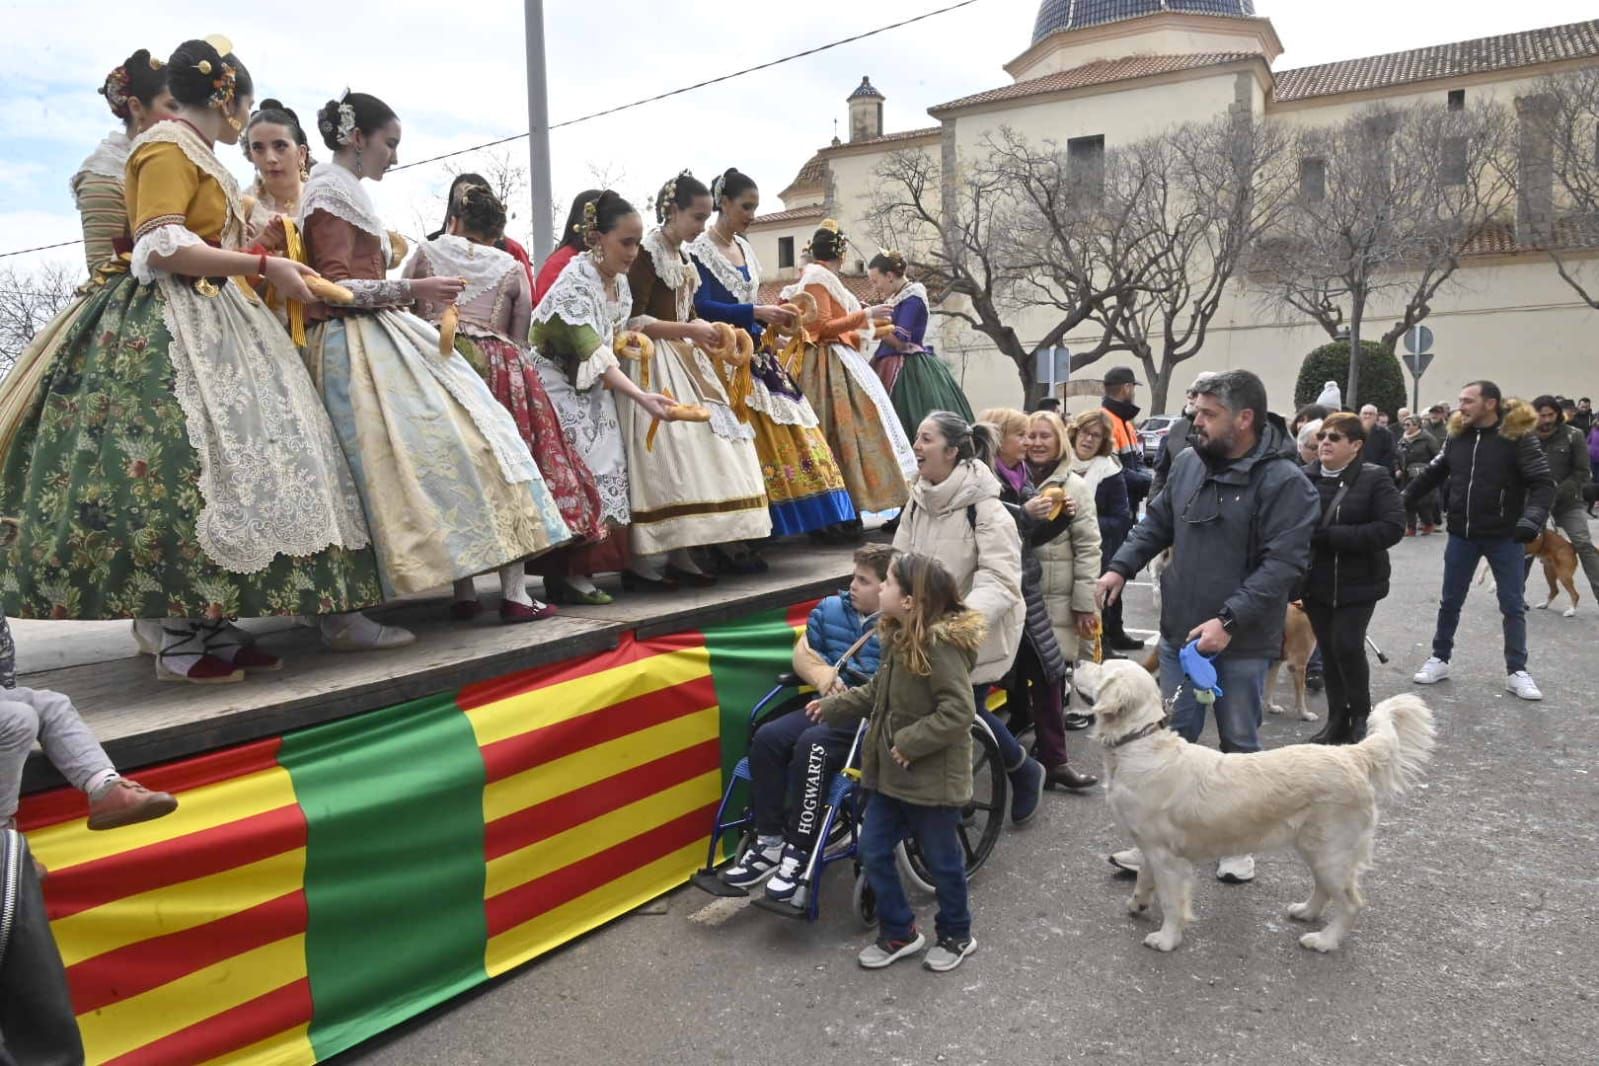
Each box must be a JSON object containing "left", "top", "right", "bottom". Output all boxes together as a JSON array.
[{"left": 847, "top": 76, "right": 885, "bottom": 142}]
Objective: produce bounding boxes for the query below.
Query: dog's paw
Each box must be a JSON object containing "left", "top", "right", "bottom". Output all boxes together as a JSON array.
[
  {"left": 1298, "top": 708, "right": 1319, "bottom": 722},
  {"left": 1299, "top": 931, "right": 1341, "bottom": 953},
  {"left": 1143, "top": 929, "right": 1182, "bottom": 952},
  {"left": 1126, "top": 896, "right": 1151, "bottom": 918},
  {"left": 1563, "top": 607, "right": 1577, "bottom": 618},
  {"left": 1287, "top": 901, "right": 1319, "bottom": 922},
  {"left": 1268, "top": 703, "right": 1285, "bottom": 716}
]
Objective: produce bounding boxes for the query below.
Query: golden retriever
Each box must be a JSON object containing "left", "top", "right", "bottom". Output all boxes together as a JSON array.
[
  {"left": 1089, "top": 660, "right": 1435, "bottom": 953},
  {"left": 1264, "top": 602, "right": 1319, "bottom": 722}
]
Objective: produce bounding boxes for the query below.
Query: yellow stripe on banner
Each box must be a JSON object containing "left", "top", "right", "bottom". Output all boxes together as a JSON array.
[
  {"left": 482, "top": 705, "right": 718, "bottom": 826},
  {"left": 27, "top": 766, "right": 297, "bottom": 872},
  {"left": 465, "top": 645, "right": 712, "bottom": 749},
  {"left": 485, "top": 768, "right": 720, "bottom": 901},
  {"left": 197, "top": 1024, "right": 315, "bottom": 1066},
  {"left": 486, "top": 840, "right": 703, "bottom": 978},
  {"left": 78, "top": 935, "right": 307, "bottom": 1066},
  {"left": 53, "top": 847, "right": 306, "bottom": 968}
]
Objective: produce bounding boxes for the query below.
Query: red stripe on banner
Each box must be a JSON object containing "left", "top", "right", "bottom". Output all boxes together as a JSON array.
[
  {"left": 786, "top": 598, "right": 821, "bottom": 630},
  {"left": 17, "top": 738, "right": 285, "bottom": 832},
  {"left": 484, "top": 740, "right": 720, "bottom": 862},
  {"left": 100, "top": 977, "right": 313, "bottom": 1066},
  {"left": 67, "top": 891, "right": 308, "bottom": 1014},
  {"left": 457, "top": 630, "right": 707, "bottom": 711},
  {"left": 485, "top": 806, "right": 713, "bottom": 937},
  {"left": 45, "top": 805, "right": 306, "bottom": 921},
  {"left": 479, "top": 673, "right": 717, "bottom": 784}
]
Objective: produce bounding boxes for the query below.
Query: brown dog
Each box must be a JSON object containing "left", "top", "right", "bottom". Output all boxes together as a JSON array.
[
  {"left": 1477, "top": 529, "right": 1581, "bottom": 617},
  {"left": 1266, "top": 602, "right": 1319, "bottom": 722}
]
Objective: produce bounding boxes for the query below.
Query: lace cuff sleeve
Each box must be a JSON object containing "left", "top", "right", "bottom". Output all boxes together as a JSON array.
[
  {"left": 131, "top": 222, "right": 205, "bottom": 283},
  {"left": 341, "top": 277, "right": 415, "bottom": 308},
  {"left": 574, "top": 337, "right": 620, "bottom": 391}
]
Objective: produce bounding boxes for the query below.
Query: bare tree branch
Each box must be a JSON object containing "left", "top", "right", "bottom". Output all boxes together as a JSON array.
[{"left": 0, "top": 263, "right": 82, "bottom": 377}]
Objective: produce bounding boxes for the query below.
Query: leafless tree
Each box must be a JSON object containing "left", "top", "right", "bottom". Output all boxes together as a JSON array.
[
  {"left": 1093, "top": 117, "right": 1295, "bottom": 413},
  {"left": 867, "top": 130, "right": 1154, "bottom": 401},
  {"left": 0, "top": 262, "right": 83, "bottom": 377},
  {"left": 1251, "top": 100, "right": 1516, "bottom": 408},
  {"left": 1517, "top": 69, "right": 1599, "bottom": 308}
]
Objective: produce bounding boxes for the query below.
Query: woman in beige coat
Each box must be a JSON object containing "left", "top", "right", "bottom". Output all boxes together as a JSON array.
[
  {"left": 1024, "top": 411, "right": 1103, "bottom": 663},
  {"left": 894, "top": 411, "right": 1048, "bottom": 824}
]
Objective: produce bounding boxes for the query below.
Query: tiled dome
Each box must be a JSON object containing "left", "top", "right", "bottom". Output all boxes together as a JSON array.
[{"left": 1032, "top": 0, "right": 1257, "bottom": 45}]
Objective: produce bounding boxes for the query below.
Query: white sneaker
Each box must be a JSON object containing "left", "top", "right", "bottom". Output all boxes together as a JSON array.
[
  {"left": 1217, "top": 854, "right": 1255, "bottom": 883},
  {"left": 1412, "top": 657, "right": 1450, "bottom": 685},
  {"left": 1505, "top": 671, "right": 1543, "bottom": 701},
  {"left": 1108, "top": 847, "right": 1143, "bottom": 874}
]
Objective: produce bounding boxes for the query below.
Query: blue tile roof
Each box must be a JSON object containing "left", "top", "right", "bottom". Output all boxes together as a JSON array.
[{"left": 1032, "top": 0, "right": 1256, "bottom": 44}]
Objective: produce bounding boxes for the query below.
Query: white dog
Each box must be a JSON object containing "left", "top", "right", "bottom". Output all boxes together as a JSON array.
[{"left": 1090, "top": 660, "right": 1435, "bottom": 953}]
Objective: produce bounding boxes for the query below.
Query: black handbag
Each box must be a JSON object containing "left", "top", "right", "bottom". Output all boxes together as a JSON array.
[{"left": 0, "top": 829, "right": 85, "bottom": 1066}]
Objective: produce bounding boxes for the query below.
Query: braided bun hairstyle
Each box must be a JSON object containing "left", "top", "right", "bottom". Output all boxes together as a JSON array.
[
  {"left": 100, "top": 48, "right": 168, "bottom": 127},
  {"left": 710, "top": 167, "right": 756, "bottom": 208},
  {"left": 868, "top": 250, "right": 908, "bottom": 276},
  {"left": 315, "top": 91, "right": 396, "bottom": 152},
  {"left": 166, "top": 38, "right": 252, "bottom": 109},
  {"left": 456, "top": 184, "right": 507, "bottom": 242}
]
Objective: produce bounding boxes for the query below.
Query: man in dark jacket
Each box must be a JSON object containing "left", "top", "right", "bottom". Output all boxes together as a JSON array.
[
  {"left": 1098, "top": 369, "right": 1319, "bottom": 885},
  {"left": 1532, "top": 395, "right": 1599, "bottom": 601},
  {"left": 1099, "top": 366, "right": 1152, "bottom": 652},
  {"left": 1359, "top": 405, "right": 1399, "bottom": 475},
  {"left": 1406, "top": 381, "right": 1555, "bottom": 700}
]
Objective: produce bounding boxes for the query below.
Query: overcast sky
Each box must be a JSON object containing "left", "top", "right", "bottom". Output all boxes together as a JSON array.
[{"left": 2, "top": 0, "right": 1594, "bottom": 275}]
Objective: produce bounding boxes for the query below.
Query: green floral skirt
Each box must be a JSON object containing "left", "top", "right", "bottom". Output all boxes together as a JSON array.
[{"left": 0, "top": 276, "right": 382, "bottom": 620}]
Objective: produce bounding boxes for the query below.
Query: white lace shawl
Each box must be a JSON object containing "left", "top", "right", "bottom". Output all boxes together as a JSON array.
[
  {"left": 70, "top": 130, "right": 130, "bottom": 196},
  {"left": 298, "top": 162, "right": 392, "bottom": 265},
  {"left": 687, "top": 231, "right": 759, "bottom": 303},
  {"left": 127, "top": 122, "right": 249, "bottom": 282},
  {"left": 413, "top": 234, "right": 519, "bottom": 306},
  {"left": 781, "top": 262, "right": 861, "bottom": 313},
  {"left": 533, "top": 254, "right": 629, "bottom": 390},
  {"left": 634, "top": 229, "right": 700, "bottom": 325},
  {"left": 889, "top": 280, "right": 929, "bottom": 309}
]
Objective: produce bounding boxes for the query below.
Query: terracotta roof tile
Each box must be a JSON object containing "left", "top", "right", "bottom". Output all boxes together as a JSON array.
[
  {"left": 783, "top": 152, "right": 828, "bottom": 192},
  {"left": 1274, "top": 20, "right": 1599, "bottom": 102},
  {"left": 748, "top": 205, "right": 828, "bottom": 228},
  {"left": 756, "top": 274, "right": 878, "bottom": 306},
  {"left": 931, "top": 53, "right": 1257, "bottom": 114},
  {"left": 821, "top": 127, "right": 942, "bottom": 150}
]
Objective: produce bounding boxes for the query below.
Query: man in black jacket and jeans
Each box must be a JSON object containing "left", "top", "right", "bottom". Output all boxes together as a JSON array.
[{"left": 1405, "top": 381, "right": 1555, "bottom": 701}]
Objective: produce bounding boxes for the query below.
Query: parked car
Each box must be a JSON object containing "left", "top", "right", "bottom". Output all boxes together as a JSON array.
[{"left": 1139, "top": 415, "right": 1178, "bottom": 463}]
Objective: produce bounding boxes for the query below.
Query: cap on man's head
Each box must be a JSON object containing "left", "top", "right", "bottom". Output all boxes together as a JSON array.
[{"left": 1104, "top": 366, "right": 1137, "bottom": 388}]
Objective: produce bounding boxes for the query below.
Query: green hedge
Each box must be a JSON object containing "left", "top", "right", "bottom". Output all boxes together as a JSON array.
[{"left": 1294, "top": 340, "right": 1408, "bottom": 417}]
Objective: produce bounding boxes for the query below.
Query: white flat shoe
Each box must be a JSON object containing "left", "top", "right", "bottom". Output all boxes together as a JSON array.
[{"left": 319, "top": 617, "right": 416, "bottom": 652}]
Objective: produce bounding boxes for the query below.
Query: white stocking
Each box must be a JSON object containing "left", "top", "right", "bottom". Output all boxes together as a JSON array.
[
  {"left": 667, "top": 548, "right": 705, "bottom": 576},
  {"left": 156, "top": 621, "right": 206, "bottom": 676},
  {"left": 499, "top": 563, "right": 532, "bottom": 606}
]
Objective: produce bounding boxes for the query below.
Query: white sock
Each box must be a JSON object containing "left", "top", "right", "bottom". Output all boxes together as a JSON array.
[
  {"left": 563, "top": 575, "right": 599, "bottom": 596},
  {"left": 499, "top": 563, "right": 532, "bottom": 606},
  {"left": 757, "top": 833, "right": 782, "bottom": 849},
  {"left": 667, "top": 548, "right": 705, "bottom": 575},
  {"left": 157, "top": 621, "right": 206, "bottom": 676},
  {"left": 85, "top": 769, "right": 121, "bottom": 798},
  {"left": 321, "top": 611, "right": 382, "bottom": 644}
]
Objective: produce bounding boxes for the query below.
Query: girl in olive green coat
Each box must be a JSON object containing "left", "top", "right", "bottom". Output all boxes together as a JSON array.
[{"left": 808, "top": 552, "right": 985, "bottom": 973}]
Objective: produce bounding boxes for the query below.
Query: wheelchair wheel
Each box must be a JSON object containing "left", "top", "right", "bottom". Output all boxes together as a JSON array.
[
  {"left": 900, "top": 717, "right": 1008, "bottom": 892},
  {"left": 852, "top": 871, "right": 877, "bottom": 928}
]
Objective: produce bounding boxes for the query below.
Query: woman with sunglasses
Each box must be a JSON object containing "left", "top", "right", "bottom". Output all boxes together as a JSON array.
[{"left": 1299, "top": 412, "right": 1406, "bottom": 744}]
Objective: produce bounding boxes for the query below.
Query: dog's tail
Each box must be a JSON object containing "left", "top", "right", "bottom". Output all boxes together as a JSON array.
[{"left": 1356, "top": 694, "right": 1437, "bottom": 802}]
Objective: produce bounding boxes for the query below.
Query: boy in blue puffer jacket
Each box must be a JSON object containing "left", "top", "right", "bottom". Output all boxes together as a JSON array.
[{"left": 722, "top": 545, "right": 891, "bottom": 903}]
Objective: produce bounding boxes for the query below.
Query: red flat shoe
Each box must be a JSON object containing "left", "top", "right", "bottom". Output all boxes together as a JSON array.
[
  {"left": 156, "top": 654, "right": 245, "bottom": 684},
  {"left": 500, "top": 599, "right": 557, "bottom": 624},
  {"left": 450, "top": 600, "right": 483, "bottom": 621}
]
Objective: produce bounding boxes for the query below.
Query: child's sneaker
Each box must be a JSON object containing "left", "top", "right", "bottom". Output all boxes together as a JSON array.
[
  {"left": 858, "top": 930, "right": 926, "bottom": 969},
  {"left": 720, "top": 838, "right": 782, "bottom": 888},
  {"left": 923, "top": 934, "right": 977, "bottom": 972},
  {"left": 763, "top": 845, "right": 809, "bottom": 902}
]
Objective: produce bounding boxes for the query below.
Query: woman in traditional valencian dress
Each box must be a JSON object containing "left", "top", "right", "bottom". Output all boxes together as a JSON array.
[
  {"left": 298, "top": 91, "right": 571, "bottom": 623},
  {"left": 780, "top": 220, "right": 917, "bottom": 516},
  {"left": 620, "top": 171, "right": 770, "bottom": 586},
  {"left": 534, "top": 190, "right": 602, "bottom": 305},
  {"left": 429, "top": 173, "right": 538, "bottom": 294},
  {"left": 866, "top": 250, "right": 972, "bottom": 439},
  {"left": 687, "top": 169, "right": 856, "bottom": 539},
  {"left": 241, "top": 99, "right": 310, "bottom": 241},
  {"left": 530, "top": 191, "right": 675, "bottom": 605},
  {"left": 0, "top": 38, "right": 390, "bottom": 682},
  {"left": 403, "top": 181, "right": 607, "bottom": 590}
]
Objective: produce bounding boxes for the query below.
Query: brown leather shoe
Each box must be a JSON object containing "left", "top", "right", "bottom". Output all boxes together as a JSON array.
[
  {"left": 87, "top": 779, "right": 179, "bottom": 831},
  {"left": 1044, "top": 764, "right": 1099, "bottom": 791}
]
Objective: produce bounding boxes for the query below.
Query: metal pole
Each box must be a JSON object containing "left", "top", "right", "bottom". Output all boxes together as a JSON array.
[
  {"left": 524, "top": 0, "right": 554, "bottom": 262},
  {"left": 1346, "top": 313, "right": 1361, "bottom": 412}
]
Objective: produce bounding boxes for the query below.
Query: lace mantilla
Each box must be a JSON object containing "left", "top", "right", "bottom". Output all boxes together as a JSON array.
[
  {"left": 132, "top": 121, "right": 248, "bottom": 249},
  {"left": 415, "top": 235, "right": 519, "bottom": 306},
  {"left": 298, "top": 162, "right": 391, "bottom": 265},
  {"left": 781, "top": 263, "right": 861, "bottom": 314},
  {"left": 688, "top": 232, "right": 759, "bottom": 303},
  {"left": 131, "top": 223, "right": 205, "bottom": 284},
  {"left": 643, "top": 229, "right": 698, "bottom": 297},
  {"left": 70, "top": 130, "right": 130, "bottom": 195},
  {"left": 889, "top": 280, "right": 928, "bottom": 309},
  {"left": 534, "top": 255, "right": 630, "bottom": 390}
]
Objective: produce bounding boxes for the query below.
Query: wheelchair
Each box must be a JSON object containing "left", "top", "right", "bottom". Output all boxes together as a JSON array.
[{"left": 690, "top": 672, "right": 1008, "bottom": 924}]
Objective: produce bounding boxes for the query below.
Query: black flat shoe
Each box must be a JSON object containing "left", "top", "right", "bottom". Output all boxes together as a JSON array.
[
  {"left": 1107, "top": 633, "right": 1145, "bottom": 652},
  {"left": 621, "top": 570, "right": 680, "bottom": 593},
  {"left": 664, "top": 565, "right": 716, "bottom": 588}
]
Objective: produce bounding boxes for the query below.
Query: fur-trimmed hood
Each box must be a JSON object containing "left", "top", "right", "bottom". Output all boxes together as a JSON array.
[
  {"left": 1448, "top": 397, "right": 1536, "bottom": 440},
  {"left": 931, "top": 608, "right": 987, "bottom": 653}
]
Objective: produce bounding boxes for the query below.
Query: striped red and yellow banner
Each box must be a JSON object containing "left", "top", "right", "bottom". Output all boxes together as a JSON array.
[{"left": 16, "top": 602, "right": 818, "bottom": 1065}]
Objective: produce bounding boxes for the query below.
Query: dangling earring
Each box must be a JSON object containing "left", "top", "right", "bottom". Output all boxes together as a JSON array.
[
  {"left": 589, "top": 245, "right": 604, "bottom": 267},
  {"left": 354, "top": 149, "right": 364, "bottom": 178}
]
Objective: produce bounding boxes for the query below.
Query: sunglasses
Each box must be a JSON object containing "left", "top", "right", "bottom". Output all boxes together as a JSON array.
[{"left": 1317, "top": 431, "right": 1348, "bottom": 443}]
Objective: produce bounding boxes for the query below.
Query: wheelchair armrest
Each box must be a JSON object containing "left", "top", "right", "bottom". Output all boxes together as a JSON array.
[{"left": 774, "top": 672, "right": 803, "bottom": 687}]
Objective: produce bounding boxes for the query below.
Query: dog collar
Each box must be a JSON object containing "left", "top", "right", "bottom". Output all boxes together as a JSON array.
[{"left": 1101, "top": 718, "right": 1169, "bottom": 751}]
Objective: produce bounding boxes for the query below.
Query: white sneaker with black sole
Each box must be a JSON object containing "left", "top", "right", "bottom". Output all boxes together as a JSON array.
[
  {"left": 1505, "top": 671, "right": 1543, "bottom": 701},
  {"left": 763, "top": 845, "right": 809, "bottom": 903},
  {"left": 720, "top": 838, "right": 782, "bottom": 888},
  {"left": 923, "top": 934, "right": 977, "bottom": 972},
  {"left": 858, "top": 930, "right": 926, "bottom": 969},
  {"left": 1412, "top": 657, "right": 1450, "bottom": 685}
]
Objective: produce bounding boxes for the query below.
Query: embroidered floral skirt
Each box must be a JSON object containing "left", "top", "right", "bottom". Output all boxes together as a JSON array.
[
  {"left": 458, "top": 331, "right": 605, "bottom": 544},
  {"left": 795, "top": 343, "right": 913, "bottom": 514},
  {"left": 0, "top": 277, "right": 383, "bottom": 620}
]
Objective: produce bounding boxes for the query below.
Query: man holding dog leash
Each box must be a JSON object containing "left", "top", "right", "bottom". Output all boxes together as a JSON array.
[
  {"left": 1531, "top": 395, "right": 1599, "bottom": 604},
  {"left": 1096, "top": 370, "right": 1319, "bottom": 884}
]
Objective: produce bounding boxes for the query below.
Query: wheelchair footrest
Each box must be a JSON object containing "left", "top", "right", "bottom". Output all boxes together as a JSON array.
[
  {"left": 750, "top": 894, "right": 810, "bottom": 920},
  {"left": 690, "top": 870, "right": 749, "bottom": 898}
]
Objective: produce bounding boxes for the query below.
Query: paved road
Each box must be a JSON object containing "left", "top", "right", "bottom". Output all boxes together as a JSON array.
[{"left": 339, "top": 529, "right": 1597, "bottom": 1066}]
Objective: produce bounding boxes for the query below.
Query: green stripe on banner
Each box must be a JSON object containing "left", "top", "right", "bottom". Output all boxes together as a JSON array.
[{"left": 278, "top": 692, "right": 488, "bottom": 1061}]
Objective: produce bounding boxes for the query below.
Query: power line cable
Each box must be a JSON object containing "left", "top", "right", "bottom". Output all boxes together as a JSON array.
[{"left": 0, "top": 0, "right": 985, "bottom": 261}]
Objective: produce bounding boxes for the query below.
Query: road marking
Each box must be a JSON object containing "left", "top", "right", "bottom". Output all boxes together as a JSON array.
[{"left": 687, "top": 895, "right": 754, "bottom": 927}]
